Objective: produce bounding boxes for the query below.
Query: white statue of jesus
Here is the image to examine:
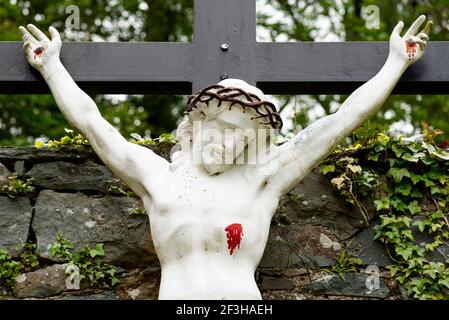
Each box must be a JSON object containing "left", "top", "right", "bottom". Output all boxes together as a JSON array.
[{"left": 19, "top": 16, "right": 430, "bottom": 299}]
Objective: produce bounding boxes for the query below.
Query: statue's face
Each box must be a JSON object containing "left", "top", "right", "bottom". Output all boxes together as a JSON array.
[{"left": 192, "top": 107, "right": 260, "bottom": 175}]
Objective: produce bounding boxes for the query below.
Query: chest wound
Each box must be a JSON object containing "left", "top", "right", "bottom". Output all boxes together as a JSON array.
[{"left": 225, "top": 223, "right": 243, "bottom": 255}]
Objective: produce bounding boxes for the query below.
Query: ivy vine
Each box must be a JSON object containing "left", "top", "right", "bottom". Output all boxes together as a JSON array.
[{"left": 321, "top": 122, "right": 449, "bottom": 300}]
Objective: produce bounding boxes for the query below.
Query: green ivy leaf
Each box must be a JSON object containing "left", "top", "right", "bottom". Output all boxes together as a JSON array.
[
  {"left": 320, "top": 164, "right": 335, "bottom": 175},
  {"left": 392, "top": 144, "right": 405, "bottom": 158},
  {"left": 420, "top": 156, "right": 433, "bottom": 165},
  {"left": 407, "top": 144, "right": 422, "bottom": 153},
  {"left": 410, "top": 174, "right": 422, "bottom": 185},
  {"left": 387, "top": 168, "right": 411, "bottom": 183},
  {"left": 390, "top": 197, "right": 407, "bottom": 211},
  {"left": 430, "top": 148, "right": 449, "bottom": 160},
  {"left": 431, "top": 186, "right": 441, "bottom": 195},
  {"left": 402, "top": 152, "right": 423, "bottom": 162},
  {"left": 374, "top": 198, "right": 390, "bottom": 211},
  {"left": 412, "top": 220, "right": 426, "bottom": 233},
  {"left": 377, "top": 133, "right": 390, "bottom": 145},
  {"left": 410, "top": 188, "right": 423, "bottom": 198},
  {"left": 111, "top": 277, "right": 120, "bottom": 286},
  {"left": 396, "top": 183, "right": 412, "bottom": 196},
  {"left": 89, "top": 244, "right": 105, "bottom": 258},
  {"left": 429, "top": 169, "right": 441, "bottom": 180},
  {"left": 403, "top": 229, "right": 414, "bottom": 241},
  {"left": 438, "top": 278, "right": 449, "bottom": 289},
  {"left": 368, "top": 153, "right": 380, "bottom": 161},
  {"left": 407, "top": 201, "right": 421, "bottom": 215}
]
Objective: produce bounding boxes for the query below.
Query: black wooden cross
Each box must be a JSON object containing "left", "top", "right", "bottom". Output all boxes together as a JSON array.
[{"left": 0, "top": 0, "right": 448, "bottom": 95}]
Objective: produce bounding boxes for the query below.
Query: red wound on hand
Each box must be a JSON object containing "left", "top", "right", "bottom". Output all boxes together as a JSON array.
[
  {"left": 406, "top": 40, "right": 417, "bottom": 61},
  {"left": 225, "top": 223, "right": 243, "bottom": 255},
  {"left": 33, "top": 47, "right": 44, "bottom": 60}
]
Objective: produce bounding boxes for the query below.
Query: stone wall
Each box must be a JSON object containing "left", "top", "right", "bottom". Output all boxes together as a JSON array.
[{"left": 0, "top": 146, "right": 401, "bottom": 300}]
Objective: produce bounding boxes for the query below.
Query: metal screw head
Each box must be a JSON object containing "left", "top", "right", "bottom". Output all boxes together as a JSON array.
[
  {"left": 220, "top": 43, "right": 229, "bottom": 51},
  {"left": 220, "top": 73, "right": 228, "bottom": 80}
]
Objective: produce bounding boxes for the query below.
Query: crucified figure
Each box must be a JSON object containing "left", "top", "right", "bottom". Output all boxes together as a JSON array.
[{"left": 20, "top": 15, "right": 431, "bottom": 300}]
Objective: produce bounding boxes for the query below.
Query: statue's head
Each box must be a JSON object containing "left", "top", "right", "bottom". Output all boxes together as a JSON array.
[{"left": 174, "top": 79, "right": 283, "bottom": 175}]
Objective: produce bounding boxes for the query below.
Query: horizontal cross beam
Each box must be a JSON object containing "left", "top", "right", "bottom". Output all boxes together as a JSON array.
[
  {"left": 0, "top": 0, "right": 448, "bottom": 95},
  {"left": 256, "top": 42, "right": 449, "bottom": 95},
  {"left": 0, "top": 42, "right": 192, "bottom": 94},
  {"left": 1, "top": 41, "right": 448, "bottom": 95}
]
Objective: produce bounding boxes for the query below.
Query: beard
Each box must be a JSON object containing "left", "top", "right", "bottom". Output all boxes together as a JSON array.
[{"left": 200, "top": 143, "right": 234, "bottom": 175}]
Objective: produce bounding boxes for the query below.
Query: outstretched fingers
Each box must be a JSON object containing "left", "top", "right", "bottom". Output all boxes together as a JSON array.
[
  {"left": 392, "top": 21, "right": 405, "bottom": 36},
  {"left": 19, "top": 26, "right": 38, "bottom": 45},
  {"left": 27, "top": 24, "right": 50, "bottom": 42},
  {"left": 420, "top": 20, "right": 433, "bottom": 36},
  {"left": 48, "top": 26, "right": 61, "bottom": 44},
  {"left": 404, "top": 15, "right": 426, "bottom": 38}
]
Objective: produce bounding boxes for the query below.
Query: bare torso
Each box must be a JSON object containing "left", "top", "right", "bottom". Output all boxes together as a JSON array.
[{"left": 141, "top": 158, "right": 280, "bottom": 299}]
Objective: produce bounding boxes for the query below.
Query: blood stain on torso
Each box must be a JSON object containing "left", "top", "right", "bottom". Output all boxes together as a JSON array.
[{"left": 225, "top": 223, "right": 243, "bottom": 255}]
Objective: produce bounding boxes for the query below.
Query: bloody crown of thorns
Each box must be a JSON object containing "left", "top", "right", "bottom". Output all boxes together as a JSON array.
[{"left": 186, "top": 84, "right": 283, "bottom": 130}]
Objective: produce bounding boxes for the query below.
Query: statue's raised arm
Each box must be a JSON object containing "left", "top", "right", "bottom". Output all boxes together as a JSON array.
[
  {"left": 268, "top": 16, "right": 432, "bottom": 196},
  {"left": 19, "top": 24, "right": 169, "bottom": 199}
]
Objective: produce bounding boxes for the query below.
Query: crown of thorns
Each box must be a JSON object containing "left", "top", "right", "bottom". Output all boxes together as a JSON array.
[{"left": 186, "top": 84, "right": 283, "bottom": 130}]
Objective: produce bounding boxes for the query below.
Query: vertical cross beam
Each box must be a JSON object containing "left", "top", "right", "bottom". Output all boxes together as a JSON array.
[{"left": 191, "top": 0, "right": 257, "bottom": 92}]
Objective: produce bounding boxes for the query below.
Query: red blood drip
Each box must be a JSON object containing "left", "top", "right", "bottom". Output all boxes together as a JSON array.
[
  {"left": 406, "top": 41, "right": 417, "bottom": 61},
  {"left": 33, "top": 47, "right": 44, "bottom": 60},
  {"left": 225, "top": 223, "right": 243, "bottom": 255}
]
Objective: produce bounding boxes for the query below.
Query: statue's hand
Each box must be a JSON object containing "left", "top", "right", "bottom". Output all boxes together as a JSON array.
[
  {"left": 19, "top": 24, "right": 62, "bottom": 72},
  {"left": 389, "top": 15, "right": 431, "bottom": 65}
]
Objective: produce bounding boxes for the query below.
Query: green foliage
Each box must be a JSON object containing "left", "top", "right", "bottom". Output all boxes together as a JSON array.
[
  {"left": 321, "top": 123, "right": 449, "bottom": 300},
  {"left": 1, "top": 174, "right": 35, "bottom": 198},
  {"left": 35, "top": 129, "right": 177, "bottom": 154},
  {"left": 107, "top": 184, "right": 136, "bottom": 197},
  {"left": 323, "top": 250, "right": 363, "bottom": 279},
  {"left": 129, "top": 206, "right": 146, "bottom": 216},
  {"left": 19, "top": 243, "right": 40, "bottom": 273},
  {"left": 321, "top": 151, "right": 380, "bottom": 226},
  {"left": 0, "top": 243, "right": 40, "bottom": 290},
  {"left": 50, "top": 234, "right": 119, "bottom": 288},
  {"left": 130, "top": 132, "right": 178, "bottom": 146},
  {"left": 50, "top": 234, "right": 75, "bottom": 261},
  {"left": 0, "top": 249, "right": 22, "bottom": 288},
  {"left": 39, "top": 128, "right": 91, "bottom": 150}
]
